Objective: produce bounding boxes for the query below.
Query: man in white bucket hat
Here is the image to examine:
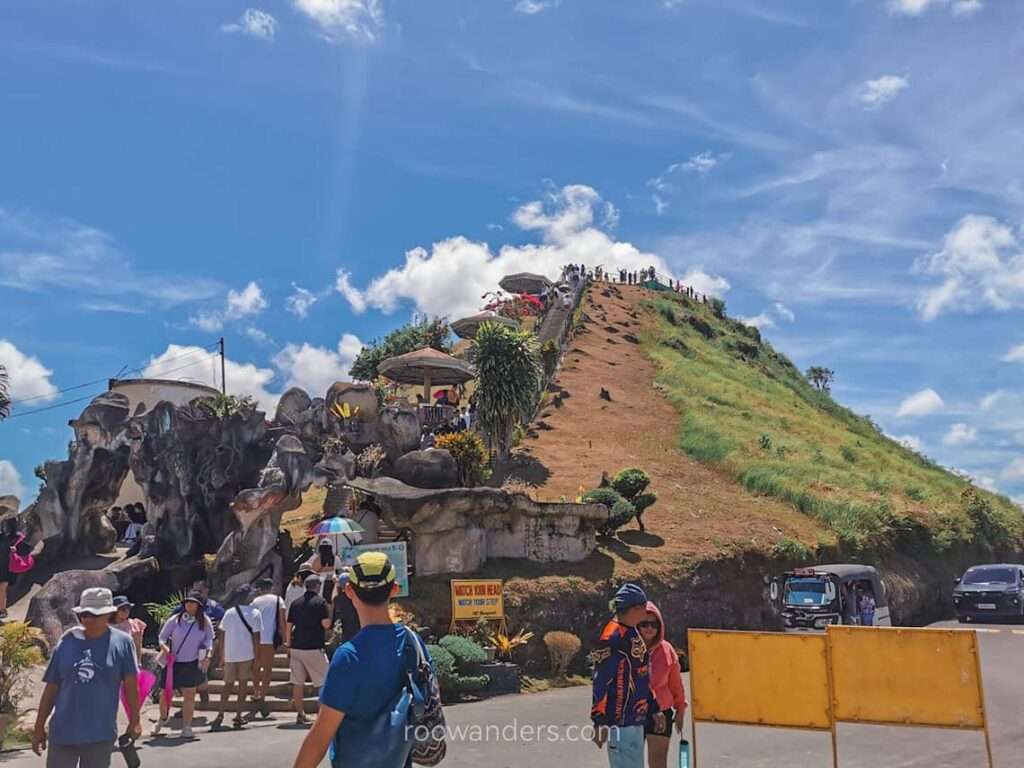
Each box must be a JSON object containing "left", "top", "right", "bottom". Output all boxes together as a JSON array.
[{"left": 32, "top": 587, "right": 142, "bottom": 767}]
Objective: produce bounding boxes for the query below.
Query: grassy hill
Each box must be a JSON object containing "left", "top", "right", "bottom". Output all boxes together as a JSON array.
[{"left": 643, "top": 290, "right": 1023, "bottom": 556}]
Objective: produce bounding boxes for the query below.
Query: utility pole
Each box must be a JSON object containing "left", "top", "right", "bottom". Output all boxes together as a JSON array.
[{"left": 218, "top": 337, "right": 226, "bottom": 395}]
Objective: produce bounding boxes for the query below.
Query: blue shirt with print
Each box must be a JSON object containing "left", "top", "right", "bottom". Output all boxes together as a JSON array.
[
  {"left": 320, "top": 624, "right": 430, "bottom": 745},
  {"left": 43, "top": 627, "right": 138, "bottom": 746}
]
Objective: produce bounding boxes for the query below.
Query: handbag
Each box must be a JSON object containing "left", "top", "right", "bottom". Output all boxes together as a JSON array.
[
  {"left": 406, "top": 629, "right": 446, "bottom": 766},
  {"left": 8, "top": 534, "right": 34, "bottom": 574},
  {"left": 330, "top": 626, "right": 443, "bottom": 768}
]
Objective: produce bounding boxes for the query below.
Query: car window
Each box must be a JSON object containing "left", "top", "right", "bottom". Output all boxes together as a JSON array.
[{"left": 962, "top": 567, "right": 1017, "bottom": 584}]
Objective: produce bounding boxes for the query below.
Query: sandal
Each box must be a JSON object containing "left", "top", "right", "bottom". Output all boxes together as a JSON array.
[
  {"left": 209, "top": 714, "right": 224, "bottom": 731},
  {"left": 231, "top": 716, "right": 246, "bottom": 730}
]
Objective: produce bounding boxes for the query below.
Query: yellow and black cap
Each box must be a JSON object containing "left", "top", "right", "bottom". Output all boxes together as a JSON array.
[{"left": 347, "top": 551, "right": 397, "bottom": 590}]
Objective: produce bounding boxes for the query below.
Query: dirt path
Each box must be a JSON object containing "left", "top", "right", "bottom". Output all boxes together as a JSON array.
[{"left": 500, "top": 283, "right": 821, "bottom": 575}]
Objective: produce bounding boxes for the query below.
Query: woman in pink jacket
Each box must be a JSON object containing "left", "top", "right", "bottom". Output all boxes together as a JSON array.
[{"left": 638, "top": 601, "right": 687, "bottom": 768}]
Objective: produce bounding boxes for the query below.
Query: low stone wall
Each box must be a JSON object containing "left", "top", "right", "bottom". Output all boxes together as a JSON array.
[{"left": 347, "top": 477, "right": 607, "bottom": 575}]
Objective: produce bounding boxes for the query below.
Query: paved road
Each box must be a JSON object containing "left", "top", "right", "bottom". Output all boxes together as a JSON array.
[{"left": 5, "top": 621, "right": 1022, "bottom": 767}]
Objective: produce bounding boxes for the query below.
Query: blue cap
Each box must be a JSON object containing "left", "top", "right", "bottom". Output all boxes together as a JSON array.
[{"left": 610, "top": 583, "right": 648, "bottom": 613}]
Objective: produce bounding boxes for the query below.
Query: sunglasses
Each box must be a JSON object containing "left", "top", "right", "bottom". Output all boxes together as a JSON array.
[{"left": 637, "top": 621, "right": 660, "bottom": 629}]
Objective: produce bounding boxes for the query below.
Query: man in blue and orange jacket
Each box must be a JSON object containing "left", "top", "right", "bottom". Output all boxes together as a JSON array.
[{"left": 590, "top": 583, "right": 663, "bottom": 767}]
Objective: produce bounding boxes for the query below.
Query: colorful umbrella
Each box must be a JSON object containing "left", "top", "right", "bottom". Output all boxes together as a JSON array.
[{"left": 310, "top": 516, "right": 365, "bottom": 547}]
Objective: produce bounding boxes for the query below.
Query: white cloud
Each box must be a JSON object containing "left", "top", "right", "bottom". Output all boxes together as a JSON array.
[
  {"left": 1004, "top": 457, "right": 1024, "bottom": 481},
  {"left": 274, "top": 334, "right": 364, "bottom": 394},
  {"left": 226, "top": 281, "right": 268, "bottom": 319},
  {"left": 738, "top": 312, "right": 775, "bottom": 330},
  {"left": 245, "top": 327, "right": 275, "bottom": 346},
  {"left": 0, "top": 339, "right": 58, "bottom": 404},
  {"left": 980, "top": 390, "right": 1005, "bottom": 411},
  {"left": 143, "top": 344, "right": 277, "bottom": 411},
  {"left": 893, "top": 0, "right": 983, "bottom": 16},
  {"left": 647, "top": 151, "right": 727, "bottom": 214},
  {"left": 677, "top": 268, "right": 731, "bottom": 298},
  {"left": 0, "top": 208, "right": 220, "bottom": 306},
  {"left": 0, "top": 460, "right": 27, "bottom": 502},
  {"left": 514, "top": 0, "right": 559, "bottom": 14},
  {"left": 335, "top": 270, "right": 368, "bottom": 314},
  {"left": 858, "top": 75, "right": 909, "bottom": 110},
  {"left": 339, "top": 184, "right": 713, "bottom": 320},
  {"left": 292, "top": 0, "right": 382, "bottom": 41},
  {"left": 892, "top": 434, "right": 925, "bottom": 452},
  {"left": 774, "top": 302, "right": 796, "bottom": 322},
  {"left": 1003, "top": 343, "right": 1024, "bottom": 363},
  {"left": 738, "top": 301, "right": 794, "bottom": 330},
  {"left": 896, "top": 388, "right": 945, "bottom": 418},
  {"left": 915, "top": 215, "right": 1024, "bottom": 320},
  {"left": 285, "top": 284, "right": 319, "bottom": 319},
  {"left": 190, "top": 281, "right": 268, "bottom": 333},
  {"left": 222, "top": 8, "right": 278, "bottom": 40},
  {"left": 951, "top": 0, "right": 983, "bottom": 17},
  {"left": 943, "top": 422, "right": 978, "bottom": 446}
]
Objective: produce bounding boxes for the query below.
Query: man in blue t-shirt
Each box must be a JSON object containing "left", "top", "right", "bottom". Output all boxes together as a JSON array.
[
  {"left": 33, "top": 587, "right": 141, "bottom": 768},
  {"left": 292, "top": 552, "right": 427, "bottom": 768}
]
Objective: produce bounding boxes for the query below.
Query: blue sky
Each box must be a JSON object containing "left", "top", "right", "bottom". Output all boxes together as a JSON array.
[{"left": 2, "top": 0, "right": 1023, "bottom": 507}]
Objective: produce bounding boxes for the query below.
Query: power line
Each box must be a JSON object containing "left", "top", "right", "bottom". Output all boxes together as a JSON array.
[
  {"left": 7, "top": 342, "right": 220, "bottom": 406},
  {"left": 2, "top": 347, "right": 222, "bottom": 422}
]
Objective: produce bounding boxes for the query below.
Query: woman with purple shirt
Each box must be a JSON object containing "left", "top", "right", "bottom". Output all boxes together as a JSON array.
[{"left": 152, "top": 593, "right": 215, "bottom": 739}]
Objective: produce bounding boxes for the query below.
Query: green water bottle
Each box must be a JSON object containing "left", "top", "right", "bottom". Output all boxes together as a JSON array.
[{"left": 678, "top": 739, "right": 690, "bottom": 768}]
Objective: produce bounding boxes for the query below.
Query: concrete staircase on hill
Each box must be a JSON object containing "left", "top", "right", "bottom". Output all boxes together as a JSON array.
[{"left": 171, "top": 652, "right": 320, "bottom": 714}]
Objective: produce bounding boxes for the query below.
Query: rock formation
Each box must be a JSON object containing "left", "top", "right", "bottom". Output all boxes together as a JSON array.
[{"left": 347, "top": 477, "right": 607, "bottom": 574}]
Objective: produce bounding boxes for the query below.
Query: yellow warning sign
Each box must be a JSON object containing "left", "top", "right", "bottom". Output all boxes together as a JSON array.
[{"left": 689, "top": 630, "right": 832, "bottom": 731}]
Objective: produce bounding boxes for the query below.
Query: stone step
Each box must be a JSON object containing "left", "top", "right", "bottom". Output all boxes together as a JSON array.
[
  {"left": 200, "top": 680, "right": 318, "bottom": 697},
  {"left": 171, "top": 696, "right": 319, "bottom": 714},
  {"left": 209, "top": 667, "right": 291, "bottom": 682}
]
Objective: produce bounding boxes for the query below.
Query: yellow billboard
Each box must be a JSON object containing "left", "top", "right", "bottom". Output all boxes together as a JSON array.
[
  {"left": 689, "top": 629, "right": 832, "bottom": 731},
  {"left": 828, "top": 626, "right": 987, "bottom": 729},
  {"left": 450, "top": 579, "right": 504, "bottom": 622}
]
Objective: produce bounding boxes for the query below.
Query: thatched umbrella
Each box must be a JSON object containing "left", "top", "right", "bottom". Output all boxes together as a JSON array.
[
  {"left": 378, "top": 347, "right": 476, "bottom": 401},
  {"left": 499, "top": 272, "right": 553, "bottom": 294},
  {"left": 450, "top": 311, "right": 517, "bottom": 340}
]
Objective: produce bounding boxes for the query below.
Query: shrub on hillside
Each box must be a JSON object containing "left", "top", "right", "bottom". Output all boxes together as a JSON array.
[
  {"left": 610, "top": 468, "right": 651, "bottom": 500},
  {"left": 962, "top": 487, "right": 1011, "bottom": 549},
  {"left": 772, "top": 537, "right": 812, "bottom": 561},
  {"left": 544, "top": 631, "right": 582, "bottom": 677},
  {"left": 435, "top": 431, "right": 490, "bottom": 487},
  {"left": 581, "top": 487, "right": 626, "bottom": 508}
]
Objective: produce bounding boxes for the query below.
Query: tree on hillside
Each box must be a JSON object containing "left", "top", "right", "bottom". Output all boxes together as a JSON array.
[
  {"left": 709, "top": 297, "right": 726, "bottom": 319},
  {"left": 349, "top": 317, "right": 451, "bottom": 381},
  {"left": 805, "top": 366, "right": 835, "bottom": 393},
  {"left": 472, "top": 322, "right": 543, "bottom": 461},
  {"left": 0, "top": 364, "right": 10, "bottom": 420}
]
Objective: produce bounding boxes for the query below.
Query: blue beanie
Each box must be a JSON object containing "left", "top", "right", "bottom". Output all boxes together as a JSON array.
[{"left": 610, "top": 583, "right": 648, "bottom": 613}]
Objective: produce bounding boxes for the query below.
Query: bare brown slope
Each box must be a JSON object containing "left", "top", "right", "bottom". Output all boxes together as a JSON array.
[{"left": 499, "top": 283, "right": 822, "bottom": 572}]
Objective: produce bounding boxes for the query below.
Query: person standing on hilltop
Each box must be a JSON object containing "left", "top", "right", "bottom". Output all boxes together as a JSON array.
[{"left": 591, "top": 584, "right": 662, "bottom": 768}]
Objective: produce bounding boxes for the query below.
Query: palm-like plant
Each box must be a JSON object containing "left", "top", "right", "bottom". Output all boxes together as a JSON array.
[
  {"left": 471, "top": 322, "right": 542, "bottom": 461},
  {"left": 0, "top": 365, "right": 10, "bottom": 421}
]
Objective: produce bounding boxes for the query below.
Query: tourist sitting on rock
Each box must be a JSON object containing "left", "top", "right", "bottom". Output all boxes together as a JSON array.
[
  {"left": 32, "top": 587, "right": 142, "bottom": 767},
  {"left": 108, "top": 506, "right": 129, "bottom": 540}
]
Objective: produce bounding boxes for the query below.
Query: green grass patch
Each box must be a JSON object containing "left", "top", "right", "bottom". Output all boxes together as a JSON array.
[{"left": 642, "top": 295, "right": 1024, "bottom": 552}]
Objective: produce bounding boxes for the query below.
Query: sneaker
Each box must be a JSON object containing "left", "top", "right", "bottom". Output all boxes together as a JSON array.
[
  {"left": 151, "top": 720, "right": 168, "bottom": 737},
  {"left": 296, "top": 713, "right": 309, "bottom": 726},
  {"left": 259, "top": 699, "right": 271, "bottom": 719},
  {"left": 181, "top": 726, "right": 194, "bottom": 740},
  {"left": 231, "top": 716, "right": 246, "bottom": 730},
  {"left": 209, "top": 714, "right": 224, "bottom": 731}
]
